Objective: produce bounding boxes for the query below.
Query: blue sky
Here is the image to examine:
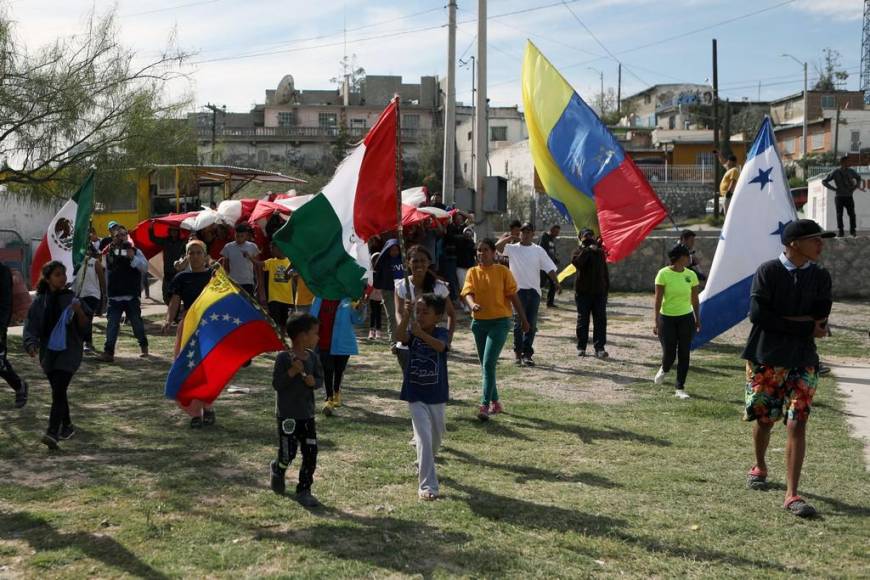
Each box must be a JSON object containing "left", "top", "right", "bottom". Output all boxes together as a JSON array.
[{"left": 3, "top": 0, "right": 863, "bottom": 113}]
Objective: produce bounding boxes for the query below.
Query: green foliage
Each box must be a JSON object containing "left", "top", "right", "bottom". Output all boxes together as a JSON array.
[
  {"left": 0, "top": 7, "right": 190, "bottom": 197},
  {"left": 813, "top": 48, "right": 849, "bottom": 91}
]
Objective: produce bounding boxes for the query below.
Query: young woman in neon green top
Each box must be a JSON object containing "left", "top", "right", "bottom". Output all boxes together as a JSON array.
[{"left": 653, "top": 245, "right": 701, "bottom": 398}]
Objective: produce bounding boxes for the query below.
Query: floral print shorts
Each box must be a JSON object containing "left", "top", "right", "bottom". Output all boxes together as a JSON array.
[{"left": 744, "top": 362, "right": 817, "bottom": 425}]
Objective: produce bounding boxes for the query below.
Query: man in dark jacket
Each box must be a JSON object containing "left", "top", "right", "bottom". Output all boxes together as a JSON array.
[
  {"left": 539, "top": 224, "right": 561, "bottom": 308},
  {"left": 0, "top": 262, "right": 28, "bottom": 407},
  {"left": 821, "top": 156, "right": 863, "bottom": 237},
  {"left": 571, "top": 229, "right": 610, "bottom": 358},
  {"left": 742, "top": 219, "right": 834, "bottom": 518},
  {"left": 98, "top": 228, "right": 149, "bottom": 362}
]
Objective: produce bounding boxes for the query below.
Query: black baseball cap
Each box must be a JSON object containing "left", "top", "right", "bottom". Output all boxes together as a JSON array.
[
  {"left": 520, "top": 222, "right": 534, "bottom": 231},
  {"left": 781, "top": 219, "right": 835, "bottom": 244},
  {"left": 579, "top": 228, "right": 595, "bottom": 237}
]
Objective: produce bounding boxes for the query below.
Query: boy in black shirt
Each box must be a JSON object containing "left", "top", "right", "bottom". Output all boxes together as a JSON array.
[
  {"left": 271, "top": 313, "right": 324, "bottom": 507},
  {"left": 742, "top": 219, "right": 833, "bottom": 518}
]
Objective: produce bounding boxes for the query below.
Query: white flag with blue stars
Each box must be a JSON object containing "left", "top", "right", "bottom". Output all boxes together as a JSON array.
[{"left": 692, "top": 117, "right": 797, "bottom": 349}]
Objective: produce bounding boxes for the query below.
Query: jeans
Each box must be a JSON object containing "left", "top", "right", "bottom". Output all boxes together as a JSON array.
[
  {"left": 104, "top": 298, "right": 148, "bottom": 355},
  {"left": 409, "top": 402, "right": 446, "bottom": 495},
  {"left": 575, "top": 293, "right": 607, "bottom": 352},
  {"left": 835, "top": 196, "right": 856, "bottom": 236},
  {"left": 276, "top": 417, "right": 317, "bottom": 494},
  {"left": 318, "top": 350, "right": 349, "bottom": 399},
  {"left": 268, "top": 301, "right": 291, "bottom": 331},
  {"left": 441, "top": 255, "right": 459, "bottom": 301},
  {"left": 471, "top": 317, "right": 511, "bottom": 404},
  {"left": 80, "top": 296, "right": 101, "bottom": 346},
  {"left": 659, "top": 313, "right": 696, "bottom": 388},
  {"left": 541, "top": 273, "right": 558, "bottom": 307},
  {"left": 47, "top": 370, "right": 73, "bottom": 437},
  {"left": 381, "top": 289, "right": 398, "bottom": 344},
  {"left": 513, "top": 289, "right": 540, "bottom": 357}
]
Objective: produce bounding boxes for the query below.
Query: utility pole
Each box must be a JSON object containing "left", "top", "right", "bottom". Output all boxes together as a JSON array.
[
  {"left": 204, "top": 103, "right": 223, "bottom": 165},
  {"left": 588, "top": 67, "right": 604, "bottom": 115},
  {"left": 712, "top": 39, "right": 721, "bottom": 219},
  {"left": 442, "top": 0, "right": 457, "bottom": 205},
  {"left": 782, "top": 54, "right": 808, "bottom": 160},
  {"left": 474, "top": 0, "right": 488, "bottom": 234},
  {"left": 617, "top": 63, "right": 622, "bottom": 115},
  {"left": 833, "top": 103, "right": 841, "bottom": 160}
]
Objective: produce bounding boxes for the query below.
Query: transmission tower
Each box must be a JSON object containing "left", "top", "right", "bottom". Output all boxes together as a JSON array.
[{"left": 862, "top": 0, "right": 870, "bottom": 103}]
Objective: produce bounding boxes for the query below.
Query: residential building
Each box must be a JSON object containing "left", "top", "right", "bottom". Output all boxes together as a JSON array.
[
  {"left": 769, "top": 90, "right": 865, "bottom": 128},
  {"left": 620, "top": 84, "right": 713, "bottom": 129},
  {"left": 775, "top": 108, "right": 870, "bottom": 163},
  {"left": 191, "top": 75, "right": 440, "bottom": 173},
  {"left": 454, "top": 104, "right": 527, "bottom": 187}
]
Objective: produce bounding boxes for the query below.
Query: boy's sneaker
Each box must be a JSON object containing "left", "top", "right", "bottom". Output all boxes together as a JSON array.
[
  {"left": 477, "top": 404, "right": 490, "bottom": 422},
  {"left": 674, "top": 389, "right": 691, "bottom": 400},
  {"left": 577, "top": 349, "right": 587, "bottom": 357},
  {"left": 489, "top": 401, "right": 504, "bottom": 415},
  {"left": 270, "top": 460, "right": 286, "bottom": 494},
  {"left": 190, "top": 416, "right": 204, "bottom": 428},
  {"left": 322, "top": 399, "right": 334, "bottom": 416},
  {"left": 41, "top": 432, "right": 60, "bottom": 450},
  {"left": 375, "top": 330, "right": 382, "bottom": 340},
  {"left": 59, "top": 424, "right": 76, "bottom": 440},
  {"left": 522, "top": 356, "right": 535, "bottom": 367},
  {"left": 654, "top": 367, "right": 666, "bottom": 384},
  {"left": 83, "top": 343, "right": 94, "bottom": 354},
  {"left": 202, "top": 409, "right": 216, "bottom": 426},
  {"left": 97, "top": 352, "right": 115, "bottom": 363},
  {"left": 514, "top": 355, "right": 524, "bottom": 366},
  {"left": 333, "top": 392, "right": 342, "bottom": 407},
  {"left": 368, "top": 330, "right": 376, "bottom": 340},
  {"left": 14, "top": 381, "right": 28, "bottom": 409},
  {"left": 296, "top": 491, "right": 320, "bottom": 507},
  {"left": 594, "top": 350, "right": 609, "bottom": 359}
]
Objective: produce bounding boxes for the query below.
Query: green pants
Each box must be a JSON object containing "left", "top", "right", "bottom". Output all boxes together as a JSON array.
[{"left": 470, "top": 317, "right": 512, "bottom": 405}]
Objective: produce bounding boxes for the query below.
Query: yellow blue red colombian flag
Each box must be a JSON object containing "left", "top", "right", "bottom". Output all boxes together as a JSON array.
[
  {"left": 164, "top": 267, "right": 284, "bottom": 407},
  {"left": 522, "top": 41, "right": 667, "bottom": 263}
]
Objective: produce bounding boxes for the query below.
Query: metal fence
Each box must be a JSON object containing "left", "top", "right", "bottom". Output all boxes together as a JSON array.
[{"left": 638, "top": 165, "right": 716, "bottom": 183}]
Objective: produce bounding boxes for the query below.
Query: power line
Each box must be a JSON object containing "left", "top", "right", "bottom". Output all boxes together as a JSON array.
[{"left": 122, "top": 0, "right": 223, "bottom": 17}]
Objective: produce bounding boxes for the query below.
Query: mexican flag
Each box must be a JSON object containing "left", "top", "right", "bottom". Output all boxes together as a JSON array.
[
  {"left": 273, "top": 101, "right": 398, "bottom": 300},
  {"left": 30, "top": 172, "right": 95, "bottom": 288}
]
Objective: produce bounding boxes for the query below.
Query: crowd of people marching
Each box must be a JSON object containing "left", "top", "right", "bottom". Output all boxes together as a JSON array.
[{"left": 0, "top": 195, "right": 836, "bottom": 516}]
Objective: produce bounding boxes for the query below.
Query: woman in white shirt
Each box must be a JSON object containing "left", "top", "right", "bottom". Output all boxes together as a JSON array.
[{"left": 74, "top": 246, "right": 106, "bottom": 353}]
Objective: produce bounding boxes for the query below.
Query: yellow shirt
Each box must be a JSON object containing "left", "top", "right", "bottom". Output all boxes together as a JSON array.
[
  {"left": 263, "top": 258, "right": 294, "bottom": 304},
  {"left": 461, "top": 263, "right": 518, "bottom": 320},
  {"left": 720, "top": 166, "right": 740, "bottom": 196},
  {"left": 294, "top": 274, "right": 315, "bottom": 307}
]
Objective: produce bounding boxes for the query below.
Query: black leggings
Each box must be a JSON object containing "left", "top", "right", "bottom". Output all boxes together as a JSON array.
[
  {"left": 0, "top": 339, "right": 23, "bottom": 393},
  {"left": 369, "top": 299, "right": 383, "bottom": 330},
  {"left": 318, "top": 351, "right": 349, "bottom": 399},
  {"left": 659, "top": 313, "right": 695, "bottom": 388},
  {"left": 276, "top": 417, "right": 317, "bottom": 494},
  {"left": 47, "top": 370, "right": 73, "bottom": 436}
]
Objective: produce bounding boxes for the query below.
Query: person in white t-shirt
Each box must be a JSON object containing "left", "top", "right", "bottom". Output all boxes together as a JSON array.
[{"left": 495, "top": 222, "right": 560, "bottom": 366}]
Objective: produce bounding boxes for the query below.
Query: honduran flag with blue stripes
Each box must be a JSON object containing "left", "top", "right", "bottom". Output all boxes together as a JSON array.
[{"left": 691, "top": 117, "right": 797, "bottom": 349}]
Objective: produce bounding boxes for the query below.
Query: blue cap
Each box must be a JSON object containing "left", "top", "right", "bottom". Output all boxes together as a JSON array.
[{"left": 107, "top": 220, "right": 120, "bottom": 231}]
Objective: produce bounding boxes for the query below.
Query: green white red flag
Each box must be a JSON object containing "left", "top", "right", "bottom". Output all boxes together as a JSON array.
[
  {"left": 29, "top": 172, "right": 95, "bottom": 287},
  {"left": 273, "top": 101, "right": 398, "bottom": 300}
]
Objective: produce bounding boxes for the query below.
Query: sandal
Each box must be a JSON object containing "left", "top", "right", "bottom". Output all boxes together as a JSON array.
[
  {"left": 418, "top": 490, "right": 438, "bottom": 501},
  {"left": 784, "top": 496, "right": 817, "bottom": 518},
  {"left": 747, "top": 466, "right": 768, "bottom": 490}
]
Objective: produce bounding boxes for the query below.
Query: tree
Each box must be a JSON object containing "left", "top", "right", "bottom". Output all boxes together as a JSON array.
[
  {"left": 813, "top": 48, "right": 849, "bottom": 91},
  {"left": 731, "top": 105, "right": 767, "bottom": 139},
  {"left": 0, "top": 8, "right": 190, "bottom": 192},
  {"left": 330, "top": 54, "right": 366, "bottom": 93}
]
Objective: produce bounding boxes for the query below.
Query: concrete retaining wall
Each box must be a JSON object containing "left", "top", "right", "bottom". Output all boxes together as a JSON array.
[{"left": 553, "top": 233, "right": 870, "bottom": 299}]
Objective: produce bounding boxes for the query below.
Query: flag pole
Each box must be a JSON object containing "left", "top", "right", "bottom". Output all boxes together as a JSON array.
[{"left": 392, "top": 95, "right": 415, "bottom": 322}]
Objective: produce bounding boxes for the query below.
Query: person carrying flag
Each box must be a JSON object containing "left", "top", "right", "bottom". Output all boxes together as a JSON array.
[{"left": 742, "top": 219, "right": 833, "bottom": 518}]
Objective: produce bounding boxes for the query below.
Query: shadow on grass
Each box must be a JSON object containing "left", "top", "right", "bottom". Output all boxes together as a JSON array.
[
  {"left": 457, "top": 416, "right": 535, "bottom": 441},
  {"left": 508, "top": 414, "right": 671, "bottom": 447},
  {"left": 443, "top": 447, "right": 621, "bottom": 487},
  {"left": 250, "top": 506, "right": 489, "bottom": 577},
  {"left": 0, "top": 510, "right": 169, "bottom": 578}
]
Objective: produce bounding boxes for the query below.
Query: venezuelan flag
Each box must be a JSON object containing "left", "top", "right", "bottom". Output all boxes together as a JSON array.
[
  {"left": 522, "top": 42, "right": 668, "bottom": 263},
  {"left": 164, "top": 266, "right": 284, "bottom": 407}
]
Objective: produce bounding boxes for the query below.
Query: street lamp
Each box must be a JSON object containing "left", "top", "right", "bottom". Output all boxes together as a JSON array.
[
  {"left": 588, "top": 66, "right": 605, "bottom": 116},
  {"left": 782, "top": 53, "right": 808, "bottom": 160}
]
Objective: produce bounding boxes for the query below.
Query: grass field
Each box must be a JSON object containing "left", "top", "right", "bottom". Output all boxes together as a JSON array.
[{"left": 0, "top": 295, "right": 867, "bottom": 578}]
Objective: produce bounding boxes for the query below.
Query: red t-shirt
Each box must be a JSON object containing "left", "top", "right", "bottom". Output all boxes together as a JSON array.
[{"left": 317, "top": 299, "right": 340, "bottom": 352}]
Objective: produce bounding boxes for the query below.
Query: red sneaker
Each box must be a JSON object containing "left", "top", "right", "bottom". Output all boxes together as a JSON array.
[
  {"left": 489, "top": 401, "right": 504, "bottom": 415},
  {"left": 477, "top": 404, "right": 490, "bottom": 421}
]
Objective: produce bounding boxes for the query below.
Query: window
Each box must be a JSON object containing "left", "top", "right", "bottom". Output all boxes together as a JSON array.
[
  {"left": 318, "top": 112, "right": 337, "bottom": 128},
  {"left": 350, "top": 118, "right": 367, "bottom": 130},
  {"left": 467, "top": 130, "right": 473, "bottom": 141},
  {"left": 783, "top": 102, "right": 794, "bottom": 121},
  {"left": 257, "top": 149, "right": 269, "bottom": 165},
  {"left": 820, "top": 95, "right": 835, "bottom": 109},
  {"left": 696, "top": 152, "right": 715, "bottom": 166},
  {"left": 851, "top": 130, "right": 860, "bottom": 152},
  {"left": 644, "top": 95, "right": 652, "bottom": 105},
  {"left": 402, "top": 114, "right": 420, "bottom": 129},
  {"left": 783, "top": 138, "right": 795, "bottom": 154},
  {"left": 277, "top": 111, "right": 295, "bottom": 127},
  {"left": 811, "top": 132, "right": 824, "bottom": 150},
  {"left": 490, "top": 126, "right": 508, "bottom": 141}
]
